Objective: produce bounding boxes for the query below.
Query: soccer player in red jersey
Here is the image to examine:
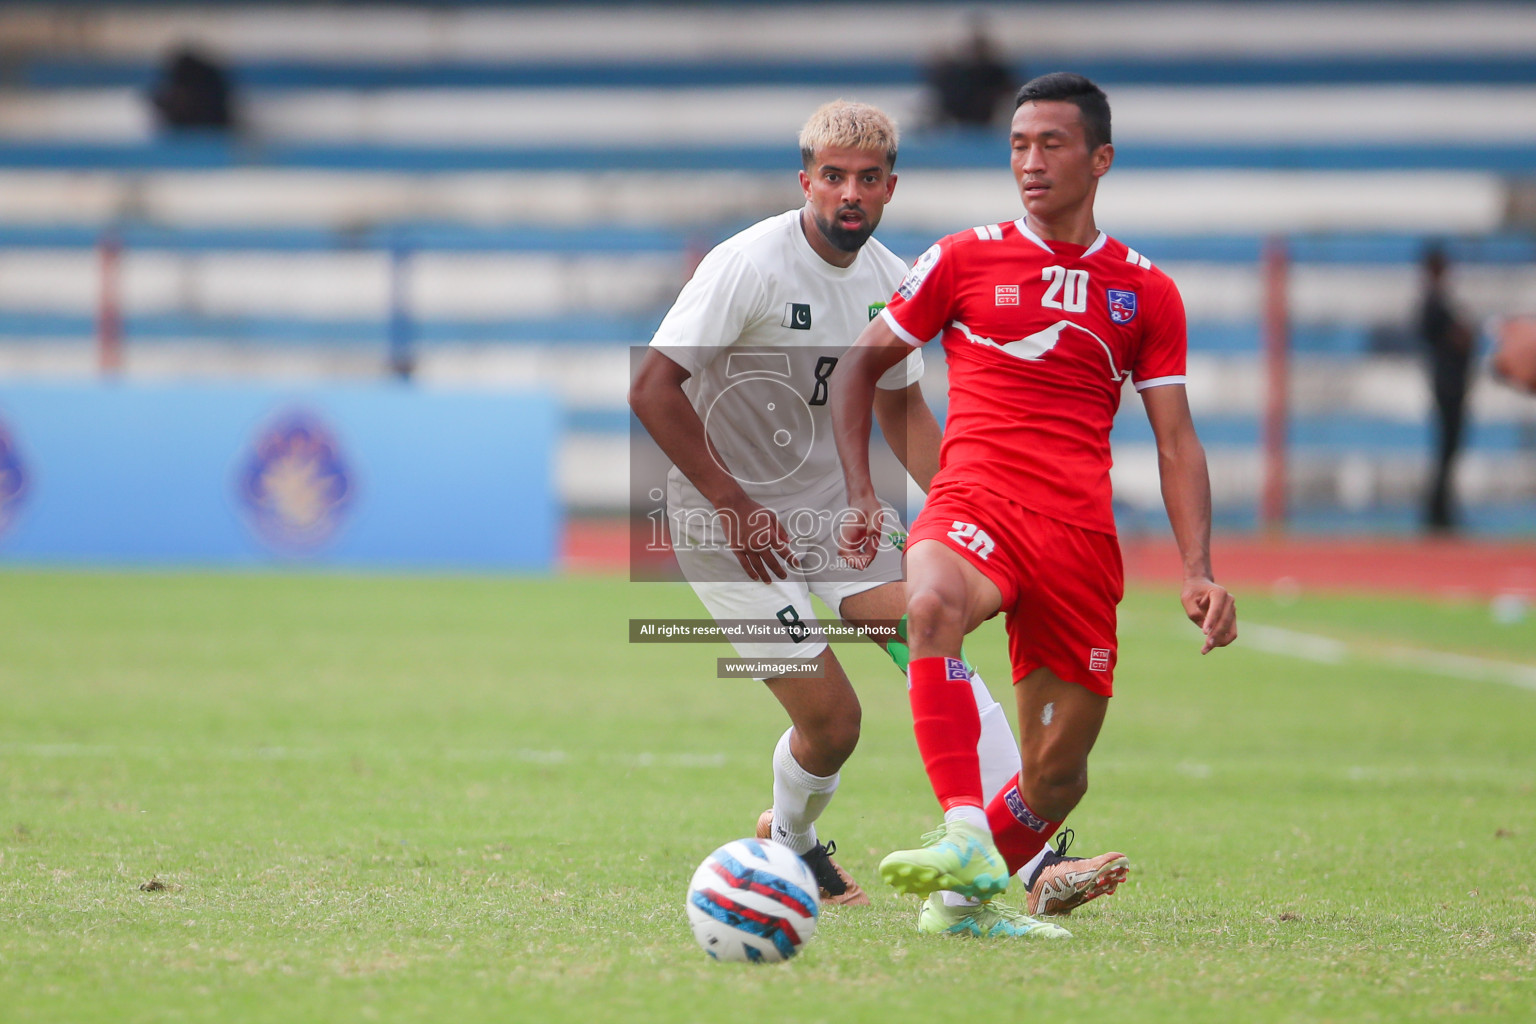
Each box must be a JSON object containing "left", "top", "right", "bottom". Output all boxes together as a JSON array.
[
  {"left": 831, "top": 73, "right": 1239, "bottom": 920},
  {"left": 632, "top": 102, "right": 1067, "bottom": 938}
]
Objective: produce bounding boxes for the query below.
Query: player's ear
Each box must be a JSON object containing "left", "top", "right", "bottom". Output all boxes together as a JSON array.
[
  {"left": 799, "top": 168, "right": 813, "bottom": 199},
  {"left": 1091, "top": 143, "right": 1114, "bottom": 178},
  {"left": 884, "top": 171, "right": 898, "bottom": 200}
]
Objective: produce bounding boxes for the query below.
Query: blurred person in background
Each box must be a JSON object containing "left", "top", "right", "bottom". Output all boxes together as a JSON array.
[
  {"left": 924, "top": 15, "right": 1019, "bottom": 129},
  {"left": 150, "top": 45, "right": 238, "bottom": 132},
  {"left": 1419, "top": 245, "right": 1475, "bottom": 533}
]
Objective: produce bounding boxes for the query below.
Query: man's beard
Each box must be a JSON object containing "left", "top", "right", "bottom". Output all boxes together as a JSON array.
[{"left": 815, "top": 208, "right": 875, "bottom": 252}]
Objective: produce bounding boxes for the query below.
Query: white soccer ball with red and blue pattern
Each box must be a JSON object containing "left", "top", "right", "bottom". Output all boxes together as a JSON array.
[{"left": 685, "top": 838, "right": 820, "bottom": 962}]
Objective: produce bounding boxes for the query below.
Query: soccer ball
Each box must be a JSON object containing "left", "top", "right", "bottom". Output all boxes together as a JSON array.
[{"left": 685, "top": 838, "right": 820, "bottom": 962}]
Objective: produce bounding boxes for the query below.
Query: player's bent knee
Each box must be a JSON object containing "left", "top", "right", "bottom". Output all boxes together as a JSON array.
[
  {"left": 828, "top": 719, "right": 861, "bottom": 763},
  {"left": 804, "top": 724, "right": 859, "bottom": 769},
  {"left": 795, "top": 708, "right": 861, "bottom": 766},
  {"left": 904, "top": 588, "right": 967, "bottom": 649}
]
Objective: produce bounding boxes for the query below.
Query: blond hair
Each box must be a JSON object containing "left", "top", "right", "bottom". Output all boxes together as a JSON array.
[{"left": 798, "top": 100, "right": 899, "bottom": 170}]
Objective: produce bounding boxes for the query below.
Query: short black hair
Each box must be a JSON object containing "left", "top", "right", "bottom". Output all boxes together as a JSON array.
[{"left": 1014, "top": 72, "right": 1111, "bottom": 150}]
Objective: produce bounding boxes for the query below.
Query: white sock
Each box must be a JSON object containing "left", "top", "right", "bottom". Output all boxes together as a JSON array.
[
  {"left": 933, "top": 668, "right": 1023, "bottom": 909},
  {"left": 770, "top": 728, "right": 839, "bottom": 856},
  {"left": 942, "top": 804, "right": 989, "bottom": 831},
  {"left": 1018, "top": 845, "right": 1053, "bottom": 886},
  {"left": 969, "top": 667, "right": 1022, "bottom": 804}
]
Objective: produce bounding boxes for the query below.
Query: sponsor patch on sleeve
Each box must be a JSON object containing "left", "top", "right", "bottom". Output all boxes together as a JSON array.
[{"left": 896, "top": 244, "right": 942, "bottom": 301}]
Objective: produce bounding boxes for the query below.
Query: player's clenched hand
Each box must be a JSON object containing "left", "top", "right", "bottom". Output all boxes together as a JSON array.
[
  {"left": 1181, "top": 578, "right": 1237, "bottom": 654},
  {"left": 718, "top": 496, "right": 796, "bottom": 583},
  {"left": 836, "top": 492, "right": 887, "bottom": 571}
]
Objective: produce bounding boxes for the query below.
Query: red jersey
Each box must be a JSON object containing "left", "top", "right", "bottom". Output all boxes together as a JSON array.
[{"left": 883, "top": 219, "right": 1188, "bottom": 535}]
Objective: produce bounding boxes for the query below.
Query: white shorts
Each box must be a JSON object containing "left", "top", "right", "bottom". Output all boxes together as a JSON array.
[{"left": 669, "top": 504, "right": 905, "bottom": 662}]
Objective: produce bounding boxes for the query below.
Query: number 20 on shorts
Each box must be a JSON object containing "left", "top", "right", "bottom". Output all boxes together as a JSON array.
[{"left": 946, "top": 521, "right": 996, "bottom": 560}]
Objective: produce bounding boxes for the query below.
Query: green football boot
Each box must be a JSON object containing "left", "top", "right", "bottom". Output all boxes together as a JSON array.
[
  {"left": 917, "top": 894, "right": 1073, "bottom": 940},
  {"left": 878, "top": 820, "right": 1010, "bottom": 900}
]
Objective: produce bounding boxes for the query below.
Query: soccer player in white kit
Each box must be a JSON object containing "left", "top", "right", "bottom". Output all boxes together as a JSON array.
[{"left": 630, "top": 101, "right": 1065, "bottom": 938}]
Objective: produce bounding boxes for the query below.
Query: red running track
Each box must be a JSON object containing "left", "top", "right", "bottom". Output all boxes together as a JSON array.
[
  {"left": 1120, "top": 534, "right": 1536, "bottom": 601},
  {"left": 565, "top": 518, "right": 1536, "bottom": 600}
]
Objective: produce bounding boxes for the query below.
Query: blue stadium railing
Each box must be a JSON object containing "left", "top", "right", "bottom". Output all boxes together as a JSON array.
[
  {"left": 2, "top": 224, "right": 1532, "bottom": 265},
  {"left": 0, "top": 226, "right": 1528, "bottom": 358},
  {"left": 0, "top": 310, "right": 1455, "bottom": 362},
  {"left": 19, "top": 54, "right": 1536, "bottom": 90},
  {"left": 2, "top": 137, "right": 1534, "bottom": 174}
]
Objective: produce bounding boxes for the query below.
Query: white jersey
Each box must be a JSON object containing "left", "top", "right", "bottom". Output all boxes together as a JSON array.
[{"left": 650, "top": 209, "right": 922, "bottom": 516}]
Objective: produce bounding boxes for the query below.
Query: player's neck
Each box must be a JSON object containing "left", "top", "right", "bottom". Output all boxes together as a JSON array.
[
  {"left": 799, "top": 207, "right": 858, "bottom": 268},
  {"left": 1023, "top": 209, "right": 1099, "bottom": 248}
]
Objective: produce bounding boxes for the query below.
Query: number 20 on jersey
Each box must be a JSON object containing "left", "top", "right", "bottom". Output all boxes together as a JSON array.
[{"left": 1040, "top": 266, "right": 1088, "bottom": 313}]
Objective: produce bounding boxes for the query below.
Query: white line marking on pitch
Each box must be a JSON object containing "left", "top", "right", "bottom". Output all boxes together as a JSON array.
[
  {"left": 0, "top": 743, "right": 730, "bottom": 767},
  {"left": 1244, "top": 624, "right": 1348, "bottom": 664},
  {"left": 1245, "top": 623, "right": 1536, "bottom": 693}
]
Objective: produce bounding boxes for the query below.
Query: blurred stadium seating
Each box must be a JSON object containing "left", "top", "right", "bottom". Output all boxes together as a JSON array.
[{"left": 0, "top": 0, "right": 1533, "bottom": 536}]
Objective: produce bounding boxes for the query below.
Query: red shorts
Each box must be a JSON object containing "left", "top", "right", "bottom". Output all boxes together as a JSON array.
[{"left": 908, "top": 481, "right": 1124, "bottom": 696}]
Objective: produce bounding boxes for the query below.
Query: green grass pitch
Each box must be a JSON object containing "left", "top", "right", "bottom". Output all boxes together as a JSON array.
[{"left": 2, "top": 569, "right": 1533, "bottom": 1022}]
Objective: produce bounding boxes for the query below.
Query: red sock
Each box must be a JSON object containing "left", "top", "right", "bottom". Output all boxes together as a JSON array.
[
  {"left": 985, "top": 774, "right": 1062, "bottom": 875},
  {"left": 908, "top": 656, "right": 984, "bottom": 811}
]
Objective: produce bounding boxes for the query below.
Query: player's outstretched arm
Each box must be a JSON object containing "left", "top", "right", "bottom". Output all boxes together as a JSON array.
[
  {"left": 831, "top": 316, "right": 916, "bottom": 567},
  {"left": 1141, "top": 384, "right": 1238, "bottom": 654},
  {"left": 873, "top": 381, "right": 942, "bottom": 493},
  {"left": 629, "top": 349, "right": 794, "bottom": 583}
]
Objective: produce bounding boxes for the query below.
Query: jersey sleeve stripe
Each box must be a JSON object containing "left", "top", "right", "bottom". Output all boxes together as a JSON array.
[
  {"left": 880, "top": 306, "right": 926, "bottom": 347},
  {"left": 972, "top": 226, "right": 990, "bottom": 241},
  {"left": 1133, "top": 374, "right": 1187, "bottom": 391},
  {"left": 1124, "top": 247, "right": 1141, "bottom": 265}
]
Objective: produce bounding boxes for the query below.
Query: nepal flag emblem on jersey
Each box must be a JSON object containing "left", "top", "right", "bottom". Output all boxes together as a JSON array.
[{"left": 1108, "top": 289, "right": 1138, "bottom": 324}]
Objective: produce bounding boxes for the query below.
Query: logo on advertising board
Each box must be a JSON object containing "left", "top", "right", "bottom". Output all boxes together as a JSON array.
[
  {"left": 0, "top": 415, "right": 27, "bottom": 538},
  {"left": 237, "top": 412, "right": 353, "bottom": 551},
  {"left": 1107, "top": 289, "right": 1138, "bottom": 324}
]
